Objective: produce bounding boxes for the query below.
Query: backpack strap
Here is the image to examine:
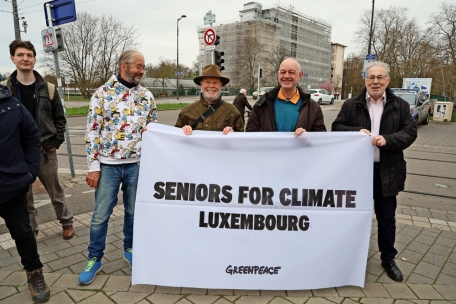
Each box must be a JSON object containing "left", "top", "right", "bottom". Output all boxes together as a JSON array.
[
  {"left": 191, "top": 99, "right": 225, "bottom": 130},
  {"left": 47, "top": 82, "right": 55, "bottom": 100}
]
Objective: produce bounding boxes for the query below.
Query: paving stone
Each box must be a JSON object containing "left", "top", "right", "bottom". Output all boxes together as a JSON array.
[
  {"left": 79, "top": 292, "right": 115, "bottom": 304},
  {"left": 0, "top": 263, "right": 22, "bottom": 272},
  {"left": 311, "top": 287, "right": 338, "bottom": 297},
  {"left": 129, "top": 283, "right": 156, "bottom": 293},
  {"left": 102, "top": 275, "right": 131, "bottom": 292},
  {"left": 422, "top": 252, "right": 448, "bottom": 267},
  {"left": 414, "top": 261, "right": 442, "bottom": 279},
  {"left": 406, "top": 242, "right": 431, "bottom": 255},
  {"left": 234, "top": 289, "right": 260, "bottom": 296},
  {"left": 110, "top": 291, "right": 150, "bottom": 304},
  {"left": 383, "top": 284, "right": 417, "bottom": 299},
  {"left": 55, "top": 243, "right": 89, "bottom": 258},
  {"left": 0, "top": 288, "right": 33, "bottom": 304},
  {"left": 48, "top": 253, "right": 87, "bottom": 271},
  {"left": 53, "top": 274, "right": 79, "bottom": 289},
  {"left": 181, "top": 287, "right": 207, "bottom": 295},
  {"left": 38, "top": 242, "right": 72, "bottom": 256},
  {"left": 66, "top": 290, "right": 97, "bottom": 302},
  {"left": 155, "top": 285, "right": 182, "bottom": 295},
  {"left": 441, "top": 261, "right": 456, "bottom": 277},
  {"left": 47, "top": 290, "right": 76, "bottom": 304},
  {"left": 429, "top": 244, "right": 454, "bottom": 256},
  {"left": 414, "top": 234, "right": 436, "bottom": 246},
  {"left": 430, "top": 212, "right": 449, "bottom": 221},
  {"left": 0, "top": 256, "right": 21, "bottom": 268},
  {"left": 231, "top": 295, "right": 272, "bottom": 304},
  {"left": 305, "top": 298, "right": 338, "bottom": 304},
  {"left": 0, "top": 271, "right": 12, "bottom": 282},
  {"left": 435, "top": 236, "right": 456, "bottom": 248},
  {"left": 360, "top": 298, "right": 393, "bottom": 304},
  {"left": 103, "top": 247, "right": 124, "bottom": 262},
  {"left": 260, "top": 290, "right": 286, "bottom": 296},
  {"left": 396, "top": 234, "right": 415, "bottom": 245},
  {"left": 0, "top": 286, "right": 18, "bottom": 300},
  {"left": 282, "top": 296, "right": 309, "bottom": 304},
  {"left": 207, "top": 289, "right": 234, "bottom": 296},
  {"left": 0, "top": 271, "right": 26, "bottom": 286},
  {"left": 286, "top": 290, "right": 313, "bottom": 297},
  {"left": 399, "top": 250, "right": 425, "bottom": 264},
  {"left": 364, "top": 272, "right": 378, "bottom": 283},
  {"left": 407, "top": 273, "right": 435, "bottom": 284},
  {"left": 269, "top": 297, "right": 294, "bottom": 304},
  {"left": 44, "top": 272, "right": 63, "bottom": 287},
  {"left": 435, "top": 273, "right": 456, "bottom": 285},
  {"left": 408, "top": 284, "right": 444, "bottom": 300},
  {"left": 186, "top": 295, "right": 221, "bottom": 304},
  {"left": 361, "top": 283, "right": 390, "bottom": 298},
  {"left": 433, "top": 285, "right": 456, "bottom": 300},
  {"left": 146, "top": 293, "right": 184, "bottom": 304},
  {"left": 213, "top": 298, "right": 233, "bottom": 304},
  {"left": 336, "top": 286, "right": 365, "bottom": 297},
  {"left": 101, "top": 258, "right": 130, "bottom": 274}
]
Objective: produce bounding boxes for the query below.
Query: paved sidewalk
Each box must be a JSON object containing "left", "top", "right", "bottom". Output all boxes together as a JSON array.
[
  {"left": 0, "top": 205, "right": 455, "bottom": 303},
  {"left": 1, "top": 121, "right": 455, "bottom": 303}
]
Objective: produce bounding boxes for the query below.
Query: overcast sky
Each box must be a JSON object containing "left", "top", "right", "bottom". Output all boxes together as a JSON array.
[{"left": 0, "top": 0, "right": 440, "bottom": 76}]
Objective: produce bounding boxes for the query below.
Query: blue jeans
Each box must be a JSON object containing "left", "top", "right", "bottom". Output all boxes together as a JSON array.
[{"left": 88, "top": 163, "right": 139, "bottom": 261}]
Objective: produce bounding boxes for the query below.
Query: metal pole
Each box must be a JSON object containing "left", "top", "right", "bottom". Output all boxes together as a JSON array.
[
  {"left": 257, "top": 65, "right": 260, "bottom": 94},
  {"left": 368, "top": 0, "right": 375, "bottom": 54},
  {"left": 177, "top": 15, "right": 186, "bottom": 100},
  {"left": 12, "top": 0, "right": 21, "bottom": 39},
  {"left": 46, "top": 4, "right": 75, "bottom": 178}
]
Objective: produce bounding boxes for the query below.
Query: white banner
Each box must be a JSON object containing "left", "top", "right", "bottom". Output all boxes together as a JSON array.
[{"left": 133, "top": 124, "right": 374, "bottom": 290}]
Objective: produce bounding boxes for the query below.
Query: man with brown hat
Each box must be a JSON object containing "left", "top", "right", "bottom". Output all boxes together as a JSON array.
[{"left": 175, "top": 64, "right": 244, "bottom": 135}]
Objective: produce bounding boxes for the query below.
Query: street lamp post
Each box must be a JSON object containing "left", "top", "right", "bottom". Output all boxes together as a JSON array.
[{"left": 177, "top": 15, "right": 186, "bottom": 100}]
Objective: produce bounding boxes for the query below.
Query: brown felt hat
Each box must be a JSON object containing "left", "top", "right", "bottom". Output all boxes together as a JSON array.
[{"left": 193, "top": 64, "right": 230, "bottom": 86}]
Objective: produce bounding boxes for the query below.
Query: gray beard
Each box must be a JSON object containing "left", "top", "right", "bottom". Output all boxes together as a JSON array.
[{"left": 202, "top": 91, "right": 221, "bottom": 104}]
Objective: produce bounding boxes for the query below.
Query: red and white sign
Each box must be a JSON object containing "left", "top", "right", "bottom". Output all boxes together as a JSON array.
[
  {"left": 203, "top": 28, "right": 216, "bottom": 46},
  {"left": 42, "top": 27, "right": 56, "bottom": 53}
]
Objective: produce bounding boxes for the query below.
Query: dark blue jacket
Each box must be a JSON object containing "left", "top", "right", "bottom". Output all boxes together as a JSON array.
[{"left": 0, "top": 85, "right": 40, "bottom": 204}]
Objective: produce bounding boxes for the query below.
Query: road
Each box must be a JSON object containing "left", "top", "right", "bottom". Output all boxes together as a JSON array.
[{"left": 2, "top": 99, "right": 454, "bottom": 234}]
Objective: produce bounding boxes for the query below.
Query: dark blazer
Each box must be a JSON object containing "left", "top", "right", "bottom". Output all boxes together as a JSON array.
[{"left": 332, "top": 87, "right": 417, "bottom": 196}]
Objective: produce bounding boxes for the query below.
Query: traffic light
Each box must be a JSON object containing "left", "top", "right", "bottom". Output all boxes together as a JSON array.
[
  {"left": 214, "top": 51, "right": 225, "bottom": 71},
  {"left": 259, "top": 68, "right": 263, "bottom": 78}
]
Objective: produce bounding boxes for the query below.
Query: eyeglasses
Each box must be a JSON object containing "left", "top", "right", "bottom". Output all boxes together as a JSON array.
[{"left": 366, "top": 75, "right": 388, "bottom": 82}]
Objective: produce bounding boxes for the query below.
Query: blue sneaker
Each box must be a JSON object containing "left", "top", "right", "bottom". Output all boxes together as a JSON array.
[
  {"left": 78, "top": 257, "right": 102, "bottom": 285},
  {"left": 123, "top": 248, "right": 132, "bottom": 268}
]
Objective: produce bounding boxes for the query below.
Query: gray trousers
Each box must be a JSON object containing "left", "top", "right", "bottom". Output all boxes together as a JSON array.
[{"left": 27, "top": 150, "right": 73, "bottom": 232}]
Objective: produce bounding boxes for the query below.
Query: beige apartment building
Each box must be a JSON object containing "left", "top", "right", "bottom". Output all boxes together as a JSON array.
[
  {"left": 331, "top": 42, "right": 346, "bottom": 98},
  {"left": 197, "top": 2, "right": 333, "bottom": 91}
]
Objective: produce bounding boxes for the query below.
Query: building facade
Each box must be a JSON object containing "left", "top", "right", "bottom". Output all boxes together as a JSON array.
[
  {"left": 197, "top": 2, "right": 332, "bottom": 91},
  {"left": 331, "top": 42, "right": 346, "bottom": 98}
]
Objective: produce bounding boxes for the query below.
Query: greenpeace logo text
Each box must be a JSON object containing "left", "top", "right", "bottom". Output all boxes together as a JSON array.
[{"left": 226, "top": 265, "right": 281, "bottom": 275}]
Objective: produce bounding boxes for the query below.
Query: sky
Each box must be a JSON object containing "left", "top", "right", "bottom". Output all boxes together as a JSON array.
[{"left": 0, "top": 0, "right": 440, "bottom": 76}]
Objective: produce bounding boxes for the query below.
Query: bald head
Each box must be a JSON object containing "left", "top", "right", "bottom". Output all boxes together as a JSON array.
[
  {"left": 279, "top": 58, "right": 301, "bottom": 73},
  {"left": 277, "top": 58, "right": 303, "bottom": 92}
]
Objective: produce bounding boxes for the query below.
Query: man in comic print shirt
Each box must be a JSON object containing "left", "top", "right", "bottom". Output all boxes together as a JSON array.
[{"left": 79, "top": 50, "right": 157, "bottom": 285}]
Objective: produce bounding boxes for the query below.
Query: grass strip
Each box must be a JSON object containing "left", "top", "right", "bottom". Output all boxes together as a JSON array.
[{"left": 65, "top": 103, "right": 190, "bottom": 116}]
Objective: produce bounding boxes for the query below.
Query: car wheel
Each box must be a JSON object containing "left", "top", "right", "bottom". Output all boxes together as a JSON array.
[
  {"left": 318, "top": 99, "right": 322, "bottom": 105},
  {"left": 422, "top": 111, "right": 430, "bottom": 125},
  {"left": 330, "top": 98, "right": 334, "bottom": 104}
]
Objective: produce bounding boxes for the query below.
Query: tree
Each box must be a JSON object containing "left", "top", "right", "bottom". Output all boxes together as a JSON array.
[
  {"left": 41, "top": 12, "right": 139, "bottom": 98},
  {"left": 145, "top": 58, "right": 175, "bottom": 96},
  {"left": 319, "top": 80, "right": 334, "bottom": 92},
  {"left": 263, "top": 45, "right": 290, "bottom": 87},
  {"left": 235, "top": 37, "right": 265, "bottom": 91}
]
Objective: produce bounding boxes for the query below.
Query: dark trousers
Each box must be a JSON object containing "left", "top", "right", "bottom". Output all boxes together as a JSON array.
[
  {"left": 0, "top": 187, "right": 43, "bottom": 272},
  {"left": 373, "top": 163, "right": 398, "bottom": 261}
]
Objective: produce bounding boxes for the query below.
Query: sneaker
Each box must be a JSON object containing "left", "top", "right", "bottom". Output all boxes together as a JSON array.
[
  {"left": 26, "top": 268, "right": 50, "bottom": 303},
  {"left": 123, "top": 248, "right": 132, "bottom": 268},
  {"left": 78, "top": 257, "right": 102, "bottom": 285}
]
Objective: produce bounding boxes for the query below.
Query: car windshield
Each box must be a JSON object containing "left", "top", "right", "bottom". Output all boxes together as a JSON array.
[
  {"left": 260, "top": 87, "right": 270, "bottom": 91},
  {"left": 395, "top": 93, "right": 416, "bottom": 105},
  {"left": 307, "top": 90, "right": 317, "bottom": 94}
]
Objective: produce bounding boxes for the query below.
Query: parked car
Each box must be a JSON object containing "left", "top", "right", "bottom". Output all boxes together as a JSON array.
[
  {"left": 252, "top": 87, "right": 274, "bottom": 100},
  {"left": 306, "top": 89, "right": 334, "bottom": 105},
  {"left": 391, "top": 88, "right": 431, "bottom": 125}
]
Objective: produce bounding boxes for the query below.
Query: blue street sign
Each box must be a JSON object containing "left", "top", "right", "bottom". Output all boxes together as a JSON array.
[
  {"left": 175, "top": 72, "right": 181, "bottom": 76},
  {"left": 304, "top": 73, "right": 308, "bottom": 77},
  {"left": 365, "top": 53, "right": 376, "bottom": 60},
  {"left": 44, "top": 0, "right": 77, "bottom": 27}
]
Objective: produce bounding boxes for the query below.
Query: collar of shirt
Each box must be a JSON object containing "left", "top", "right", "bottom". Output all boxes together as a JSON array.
[
  {"left": 366, "top": 91, "right": 386, "bottom": 108},
  {"left": 278, "top": 88, "right": 300, "bottom": 104}
]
